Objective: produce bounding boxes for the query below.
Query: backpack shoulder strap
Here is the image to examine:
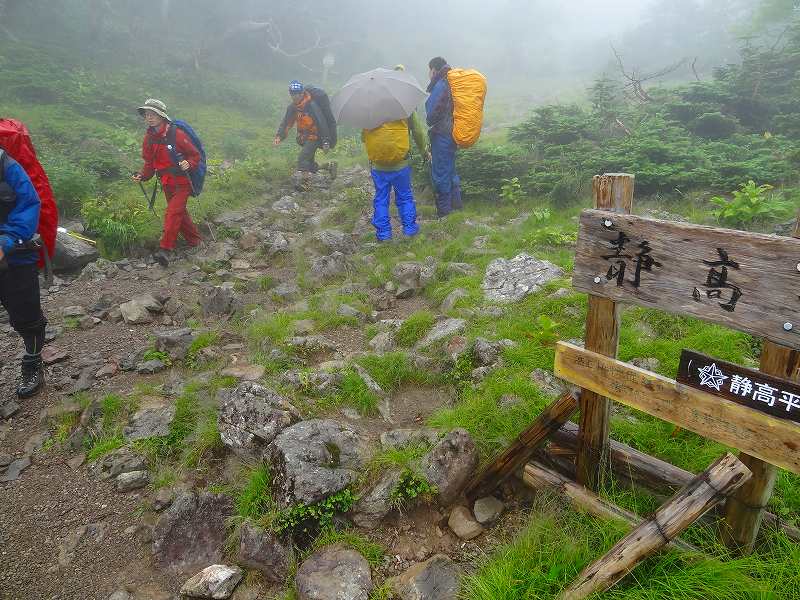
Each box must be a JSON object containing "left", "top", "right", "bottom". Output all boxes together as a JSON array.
[{"left": 0, "top": 150, "right": 6, "bottom": 184}]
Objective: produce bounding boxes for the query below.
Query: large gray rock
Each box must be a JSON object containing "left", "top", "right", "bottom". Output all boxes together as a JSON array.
[
  {"left": 152, "top": 491, "right": 233, "bottom": 570},
  {"left": 53, "top": 230, "right": 99, "bottom": 272},
  {"left": 119, "top": 299, "right": 153, "bottom": 325},
  {"left": 217, "top": 382, "right": 301, "bottom": 457},
  {"left": 154, "top": 328, "right": 197, "bottom": 361},
  {"left": 180, "top": 564, "right": 243, "bottom": 599},
  {"left": 310, "top": 252, "right": 349, "bottom": 281},
  {"left": 116, "top": 470, "right": 149, "bottom": 492},
  {"left": 268, "top": 419, "right": 367, "bottom": 508},
  {"left": 473, "top": 338, "right": 515, "bottom": 367},
  {"left": 482, "top": 253, "right": 564, "bottom": 303},
  {"left": 415, "top": 319, "right": 466, "bottom": 350},
  {"left": 238, "top": 521, "right": 291, "bottom": 582},
  {"left": 200, "top": 286, "right": 239, "bottom": 317},
  {"left": 90, "top": 448, "right": 146, "bottom": 480},
  {"left": 351, "top": 469, "right": 403, "bottom": 529},
  {"left": 440, "top": 288, "right": 469, "bottom": 313},
  {"left": 448, "top": 505, "right": 484, "bottom": 540},
  {"left": 123, "top": 404, "right": 176, "bottom": 441},
  {"left": 295, "top": 544, "right": 373, "bottom": 600},
  {"left": 388, "top": 554, "right": 461, "bottom": 600},
  {"left": 392, "top": 262, "right": 422, "bottom": 289},
  {"left": 421, "top": 429, "right": 478, "bottom": 505},
  {"left": 313, "top": 230, "right": 356, "bottom": 254}
]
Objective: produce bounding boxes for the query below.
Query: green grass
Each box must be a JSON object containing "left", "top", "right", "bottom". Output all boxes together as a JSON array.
[
  {"left": 249, "top": 312, "right": 296, "bottom": 346},
  {"left": 235, "top": 464, "right": 275, "bottom": 522},
  {"left": 395, "top": 310, "right": 436, "bottom": 347},
  {"left": 367, "top": 443, "right": 431, "bottom": 475},
  {"left": 320, "top": 368, "right": 379, "bottom": 416},
  {"left": 461, "top": 498, "right": 778, "bottom": 600},
  {"left": 309, "top": 528, "right": 385, "bottom": 568},
  {"left": 86, "top": 435, "right": 125, "bottom": 462},
  {"left": 185, "top": 331, "right": 220, "bottom": 370},
  {"left": 357, "top": 352, "right": 441, "bottom": 391}
]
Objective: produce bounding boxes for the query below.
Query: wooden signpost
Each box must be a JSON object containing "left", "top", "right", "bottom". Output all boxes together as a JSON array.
[
  {"left": 463, "top": 172, "right": 800, "bottom": 597},
  {"left": 573, "top": 210, "right": 800, "bottom": 350}
]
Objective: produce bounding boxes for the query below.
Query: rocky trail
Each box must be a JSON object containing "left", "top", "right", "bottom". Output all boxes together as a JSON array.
[{"left": 0, "top": 167, "right": 567, "bottom": 600}]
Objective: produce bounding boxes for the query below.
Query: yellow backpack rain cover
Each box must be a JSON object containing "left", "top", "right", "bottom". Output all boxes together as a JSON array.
[
  {"left": 447, "top": 68, "right": 487, "bottom": 148},
  {"left": 363, "top": 119, "right": 410, "bottom": 165}
]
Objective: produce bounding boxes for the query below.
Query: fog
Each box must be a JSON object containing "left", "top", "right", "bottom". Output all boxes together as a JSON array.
[{"left": 0, "top": 0, "right": 771, "bottom": 103}]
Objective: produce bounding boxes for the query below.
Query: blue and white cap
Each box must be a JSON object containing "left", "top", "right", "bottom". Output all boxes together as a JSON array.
[{"left": 289, "top": 80, "right": 304, "bottom": 93}]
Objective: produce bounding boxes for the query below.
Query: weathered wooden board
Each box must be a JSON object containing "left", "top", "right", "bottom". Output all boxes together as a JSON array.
[
  {"left": 554, "top": 342, "right": 800, "bottom": 474},
  {"left": 677, "top": 350, "right": 800, "bottom": 425},
  {"left": 573, "top": 209, "right": 800, "bottom": 349}
]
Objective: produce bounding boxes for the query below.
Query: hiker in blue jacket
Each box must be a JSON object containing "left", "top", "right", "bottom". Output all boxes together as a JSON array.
[
  {"left": 0, "top": 149, "right": 47, "bottom": 398},
  {"left": 426, "top": 56, "right": 462, "bottom": 218}
]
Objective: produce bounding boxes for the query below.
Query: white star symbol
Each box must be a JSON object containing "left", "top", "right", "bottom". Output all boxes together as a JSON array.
[{"left": 698, "top": 363, "right": 728, "bottom": 391}]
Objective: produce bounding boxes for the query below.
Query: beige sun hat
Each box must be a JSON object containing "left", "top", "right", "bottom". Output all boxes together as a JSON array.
[{"left": 137, "top": 98, "right": 171, "bottom": 121}]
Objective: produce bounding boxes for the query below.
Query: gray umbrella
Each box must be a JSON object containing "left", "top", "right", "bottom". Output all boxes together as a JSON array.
[{"left": 332, "top": 68, "right": 427, "bottom": 130}]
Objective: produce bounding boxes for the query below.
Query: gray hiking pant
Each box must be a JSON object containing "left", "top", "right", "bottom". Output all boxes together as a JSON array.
[{"left": 297, "top": 140, "right": 321, "bottom": 173}]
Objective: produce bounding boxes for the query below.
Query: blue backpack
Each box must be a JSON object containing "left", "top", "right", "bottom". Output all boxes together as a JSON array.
[{"left": 166, "top": 120, "right": 207, "bottom": 196}]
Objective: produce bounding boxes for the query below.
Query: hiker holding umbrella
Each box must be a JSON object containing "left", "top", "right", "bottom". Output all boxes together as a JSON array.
[
  {"left": 132, "top": 99, "right": 202, "bottom": 267},
  {"left": 332, "top": 67, "right": 429, "bottom": 241}
]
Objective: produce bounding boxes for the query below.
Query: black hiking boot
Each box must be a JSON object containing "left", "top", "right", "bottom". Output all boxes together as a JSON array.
[
  {"left": 17, "top": 355, "right": 44, "bottom": 399},
  {"left": 152, "top": 249, "right": 171, "bottom": 267}
]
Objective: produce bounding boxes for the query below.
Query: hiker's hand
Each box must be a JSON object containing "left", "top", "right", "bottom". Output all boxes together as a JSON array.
[
  {"left": 131, "top": 173, "right": 142, "bottom": 183},
  {"left": 179, "top": 160, "right": 190, "bottom": 172},
  {"left": 425, "top": 151, "right": 432, "bottom": 162},
  {"left": 273, "top": 136, "right": 282, "bottom": 146},
  {"left": 322, "top": 142, "right": 330, "bottom": 152},
  {"left": 0, "top": 247, "right": 5, "bottom": 262}
]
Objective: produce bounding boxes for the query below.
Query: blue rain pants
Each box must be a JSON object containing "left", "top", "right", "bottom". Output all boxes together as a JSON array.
[
  {"left": 370, "top": 166, "right": 419, "bottom": 241},
  {"left": 430, "top": 132, "right": 461, "bottom": 216}
]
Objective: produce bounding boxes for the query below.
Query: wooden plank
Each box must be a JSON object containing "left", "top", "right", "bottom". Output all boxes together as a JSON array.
[
  {"left": 677, "top": 349, "right": 800, "bottom": 425},
  {"left": 521, "top": 462, "right": 699, "bottom": 553},
  {"left": 554, "top": 342, "right": 800, "bottom": 474},
  {"left": 543, "top": 422, "right": 800, "bottom": 543},
  {"left": 722, "top": 341, "right": 799, "bottom": 553},
  {"left": 558, "top": 453, "right": 751, "bottom": 600},
  {"left": 572, "top": 209, "right": 800, "bottom": 350},
  {"left": 576, "top": 173, "right": 633, "bottom": 491},
  {"left": 463, "top": 391, "right": 579, "bottom": 502}
]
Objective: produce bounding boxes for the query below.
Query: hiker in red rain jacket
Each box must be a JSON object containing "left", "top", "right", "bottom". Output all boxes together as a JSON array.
[{"left": 132, "top": 99, "right": 202, "bottom": 267}]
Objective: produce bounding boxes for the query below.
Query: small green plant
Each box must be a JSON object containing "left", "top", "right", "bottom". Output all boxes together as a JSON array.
[
  {"left": 534, "top": 315, "right": 560, "bottom": 347},
  {"left": 142, "top": 348, "right": 172, "bottom": 365},
  {"left": 63, "top": 316, "right": 81, "bottom": 330},
  {"left": 395, "top": 311, "right": 436, "bottom": 347},
  {"left": 711, "top": 181, "right": 792, "bottom": 228},
  {"left": 257, "top": 275, "right": 277, "bottom": 292},
  {"left": 389, "top": 470, "right": 436, "bottom": 509},
  {"left": 500, "top": 177, "right": 523, "bottom": 204},
  {"left": 184, "top": 331, "right": 219, "bottom": 370},
  {"left": 272, "top": 488, "right": 356, "bottom": 535},
  {"left": 85, "top": 435, "right": 125, "bottom": 462}
]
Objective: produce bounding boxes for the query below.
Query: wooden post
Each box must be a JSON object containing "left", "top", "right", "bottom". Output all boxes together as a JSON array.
[
  {"left": 521, "top": 462, "right": 698, "bottom": 553},
  {"left": 722, "top": 341, "right": 798, "bottom": 553},
  {"left": 544, "top": 422, "right": 800, "bottom": 543},
  {"left": 722, "top": 210, "right": 800, "bottom": 553},
  {"left": 463, "top": 391, "right": 579, "bottom": 501},
  {"left": 576, "top": 173, "right": 634, "bottom": 490},
  {"left": 559, "top": 453, "right": 752, "bottom": 600}
]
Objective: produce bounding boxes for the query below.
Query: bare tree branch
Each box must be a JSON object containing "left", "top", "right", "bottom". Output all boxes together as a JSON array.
[
  {"left": 611, "top": 44, "right": 688, "bottom": 102},
  {"left": 691, "top": 57, "right": 700, "bottom": 82}
]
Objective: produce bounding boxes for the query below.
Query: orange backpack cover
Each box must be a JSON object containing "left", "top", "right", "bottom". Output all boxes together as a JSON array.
[{"left": 446, "top": 68, "right": 487, "bottom": 148}]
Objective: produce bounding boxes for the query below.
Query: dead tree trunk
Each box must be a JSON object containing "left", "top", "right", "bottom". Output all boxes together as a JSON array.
[{"left": 558, "top": 453, "right": 752, "bottom": 600}]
